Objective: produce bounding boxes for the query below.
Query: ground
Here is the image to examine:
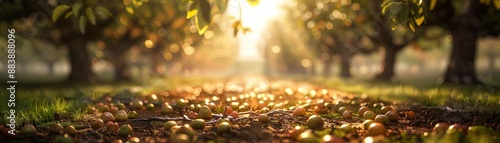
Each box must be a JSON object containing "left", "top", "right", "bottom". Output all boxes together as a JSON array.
[{"left": 0, "top": 77, "right": 499, "bottom": 143}]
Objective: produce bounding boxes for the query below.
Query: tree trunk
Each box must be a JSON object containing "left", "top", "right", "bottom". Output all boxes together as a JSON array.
[
  {"left": 323, "top": 60, "right": 332, "bottom": 77},
  {"left": 339, "top": 54, "right": 352, "bottom": 78},
  {"left": 111, "top": 53, "right": 130, "bottom": 81},
  {"left": 375, "top": 47, "right": 399, "bottom": 81},
  {"left": 443, "top": 16, "right": 480, "bottom": 84},
  {"left": 65, "top": 38, "right": 96, "bottom": 83},
  {"left": 47, "top": 62, "right": 55, "bottom": 75}
]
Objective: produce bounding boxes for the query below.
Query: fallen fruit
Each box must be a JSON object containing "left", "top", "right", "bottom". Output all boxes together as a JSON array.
[
  {"left": 109, "top": 106, "right": 119, "bottom": 114},
  {"left": 374, "top": 115, "right": 390, "bottom": 125},
  {"left": 307, "top": 115, "right": 324, "bottom": 130},
  {"left": 297, "top": 130, "right": 320, "bottom": 143},
  {"left": 467, "top": 126, "right": 495, "bottom": 141},
  {"left": 321, "top": 135, "right": 345, "bottom": 143},
  {"left": 367, "top": 123, "right": 386, "bottom": 136},
  {"left": 115, "top": 110, "right": 128, "bottom": 122},
  {"left": 172, "top": 125, "right": 195, "bottom": 139},
  {"left": 338, "top": 107, "right": 348, "bottom": 115},
  {"left": 106, "top": 122, "right": 119, "bottom": 132},
  {"left": 362, "top": 120, "right": 375, "bottom": 130},
  {"left": 358, "top": 106, "right": 370, "bottom": 117},
  {"left": 405, "top": 111, "right": 416, "bottom": 120},
  {"left": 258, "top": 115, "right": 270, "bottom": 124},
  {"left": 100, "top": 112, "right": 115, "bottom": 123},
  {"left": 187, "top": 111, "right": 198, "bottom": 119},
  {"left": 116, "top": 103, "right": 126, "bottom": 110},
  {"left": 216, "top": 118, "right": 231, "bottom": 127},
  {"left": 340, "top": 124, "right": 354, "bottom": 134},
  {"left": 117, "top": 124, "right": 133, "bottom": 137},
  {"left": 90, "top": 119, "right": 104, "bottom": 130},
  {"left": 20, "top": 124, "right": 36, "bottom": 136},
  {"left": 169, "top": 134, "right": 191, "bottom": 143},
  {"left": 384, "top": 110, "right": 399, "bottom": 121},
  {"left": 224, "top": 106, "right": 234, "bottom": 115},
  {"left": 98, "top": 105, "right": 109, "bottom": 112},
  {"left": 87, "top": 107, "right": 97, "bottom": 114},
  {"left": 48, "top": 123, "right": 64, "bottom": 134},
  {"left": 163, "top": 121, "right": 178, "bottom": 131},
  {"left": 342, "top": 110, "right": 352, "bottom": 119},
  {"left": 217, "top": 122, "right": 231, "bottom": 133},
  {"left": 52, "top": 134, "right": 74, "bottom": 143},
  {"left": 363, "top": 111, "right": 376, "bottom": 120},
  {"left": 189, "top": 119, "right": 206, "bottom": 130},
  {"left": 229, "top": 111, "right": 239, "bottom": 118},
  {"left": 293, "top": 106, "right": 306, "bottom": 116},
  {"left": 64, "top": 125, "right": 78, "bottom": 136},
  {"left": 197, "top": 105, "right": 213, "bottom": 120},
  {"left": 290, "top": 126, "right": 307, "bottom": 140},
  {"left": 432, "top": 123, "right": 449, "bottom": 136},
  {"left": 161, "top": 104, "right": 173, "bottom": 115},
  {"left": 127, "top": 137, "right": 141, "bottom": 143},
  {"left": 128, "top": 111, "right": 138, "bottom": 119},
  {"left": 380, "top": 106, "right": 392, "bottom": 114}
]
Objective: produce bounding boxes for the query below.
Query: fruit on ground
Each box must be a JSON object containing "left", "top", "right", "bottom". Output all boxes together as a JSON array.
[
  {"left": 405, "top": 111, "right": 416, "bottom": 120},
  {"left": 160, "top": 104, "right": 174, "bottom": 115},
  {"left": 189, "top": 119, "right": 206, "bottom": 130},
  {"left": 87, "top": 107, "right": 97, "bottom": 114},
  {"left": 363, "top": 111, "right": 376, "bottom": 120},
  {"left": 100, "top": 112, "right": 115, "bottom": 123},
  {"left": 172, "top": 125, "right": 195, "bottom": 139},
  {"left": 118, "top": 124, "right": 133, "bottom": 137},
  {"left": 127, "top": 137, "right": 141, "bottom": 143},
  {"left": 297, "top": 130, "right": 320, "bottom": 143},
  {"left": 128, "top": 111, "right": 138, "bottom": 119},
  {"left": 384, "top": 110, "right": 399, "bottom": 121},
  {"left": 290, "top": 126, "right": 307, "bottom": 140},
  {"left": 367, "top": 123, "right": 387, "bottom": 136},
  {"left": 48, "top": 123, "right": 64, "bottom": 134},
  {"left": 116, "top": 103, "right": 126, "bottom": 110},
  {"left": 52, "top": 134, "right": 74, "bottom": 143},
  {"left": 197, "top": 105, "right": 213, "bottom": 120},
  {"left": 293, "top": 106, "right": 306, "bottom": 116},
  {"left": 432, "top": 123, "right": 449, "bottom": 136},
  {"left": 362, "top": 120, "right": 375, "bottom": 130},
  {"left": 109, "top": 106, "right": 119, "bottom": 114},
  {"left": 342, "top": 110, "right": 352, "bottom": 119},
  {"left": 338, "top": 107, "right": 348, "bottom": 115},
  {"left": 98, "top": 105, "right": 109, "bottom": 112},
  {"left": 20, "top": 124, "right": 36, "bottom": 136},
  {"left": 64, "top": 125, "right": 78, "bottom": 136},
  {"left": 340, "top": 124, "right": 354, "bottom": 134},
  {"left": 358, "top": 106, "right": 370, "bottom": 117},
  {"left": 380, "top": 106, "right": 392, "bottom": 114},
  {"left": 467, "top": 126, "right": 495, "bottom": 141},
  {"left": 146, "top": 103, "right": 155, "bottom": 110},
  {"left": 224, "top": 106, "right": 234, "bottom": 115},
  {"left": 374, "top": 115, "right": 390, "bottom": 125},
  {"left": 217, "top": 122, "right": 231, "bottom": 133},
  {"left": 321, "top": 135, "right": 345, "bottom": 143},
  {"left": 187, "top": 111, "right": 198, "bottom": 119},
  {"left": 164, "top": 121, "right": 178, "bottom": 131},
  {"left": 115, "top": 110, "right": 128, "bottom": 122},
  {"left": 106, "top": 122, "right": 119, "bottom": 132},
  {"left": 229, "top": 111, "right": 239, "bottom": 118},
  {"left": 258, "top": 115, "right": 270, "bottom": 124},
  {"left": 216, "top": 118, "right": 231, "bottom": 127},
  {"left": 91, "top": 119, "right": 104, "bottom": 130},
  {"left": 169, "top": 134, "right": 191, "bottom": 143},
  {"left": 307, "top": 115, "right": 324, "bottom": 130}
]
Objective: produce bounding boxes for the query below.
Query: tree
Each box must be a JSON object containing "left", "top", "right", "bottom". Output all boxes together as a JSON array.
[{"left": 383, "top": 0, "right": 500, "bottom": 84}]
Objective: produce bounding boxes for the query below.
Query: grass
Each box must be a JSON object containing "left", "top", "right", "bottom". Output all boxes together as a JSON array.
[{"left": 304, "top": 77, "right": 500, "bottom": 115}]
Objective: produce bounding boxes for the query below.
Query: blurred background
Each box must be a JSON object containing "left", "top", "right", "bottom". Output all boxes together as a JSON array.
[{"left": 0, "top": 0, "right": 499, "bottom": 86}]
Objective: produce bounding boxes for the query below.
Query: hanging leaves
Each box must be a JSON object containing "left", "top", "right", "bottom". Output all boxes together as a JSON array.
[
  {"left": 72, "top": 2, "right": 83, "bottom": 18},
  {"left": 247, "top": 0, "right": 260, "bottom": 7},
  {"left": 187, "top": 0, "right": 199, "bottom": 19},
  {"left": 52, "top": 5, "right": 71, "bottom": 22},
  {"left": 85, "top": 7, "right": 96, "bottom": 25},
  {"left": 79, "top": 15, "right": 87, "bottom": 34},
  {"left": 195, "top": 11, "right": 209, "bottom": 35}
]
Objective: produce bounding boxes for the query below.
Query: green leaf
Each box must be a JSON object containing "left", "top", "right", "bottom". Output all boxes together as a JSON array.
[
  {"left": 52, "top": 5, "right": 71, "bottom": 22},
  {"left": 64, "top": 11, "right": 73, "bottom": 19},
  {"left": 94, "top": 6, "right": 113, "bottom": 20},
  {"left": 195, "top": 12, "right": 208, "bottom": 35},
  {"left": 247, "top": 0, "right": 260, "bottom": 7},
  {"left": 85, "top": 7, "right": 96, "bottom": 25},
  {"left": 430, "top": 0, "right": 437, "bottom": 10},
  {"left": 234, "top": 27, "right": 239, "bottom": 37},
  {"left": 187, "top": 0, "right": 198, "bottom": 19},
  {"left": 215, "top": 0, "right": 228, "bottom": 14},
  {"left": 415, "top": 15, "right": 425, "bottom": 26},
  {"left": 79, "top": 15, "right": 87, "bottom": 34},
  {"left": 408, "top": 20, "right": 415, "bottom": 32},
  {"left": 126, "top": 7, "right": 134, "bottom": 14},
  {"left": 199, "top": 0, "right": 212, "bottom": 23},
  {"left": 72, "top": 2, "right": 83, "bottom": 17},
  {"left": 243, "top": 27, "right": 252, "bottom": 34}
]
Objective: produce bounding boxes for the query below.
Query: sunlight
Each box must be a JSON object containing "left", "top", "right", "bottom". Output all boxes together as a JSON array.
[{"left": 227, "top": 0, "right": 285, "bottom": 61}]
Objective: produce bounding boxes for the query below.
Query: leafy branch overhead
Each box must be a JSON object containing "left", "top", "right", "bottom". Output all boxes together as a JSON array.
[
  {"left": 382, "top": 0, "right": 500, "bottom": 32},
  {"left": 186, "top": 0, "right": 259, "bottom": 35},
  {"left": 52, "top": 1, "right": 112, "bottom": 34}
]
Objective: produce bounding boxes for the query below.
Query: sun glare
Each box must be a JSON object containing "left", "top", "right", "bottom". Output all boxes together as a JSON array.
[{"left": 227, "top": 0, "right": 285, "bottom": 61}]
